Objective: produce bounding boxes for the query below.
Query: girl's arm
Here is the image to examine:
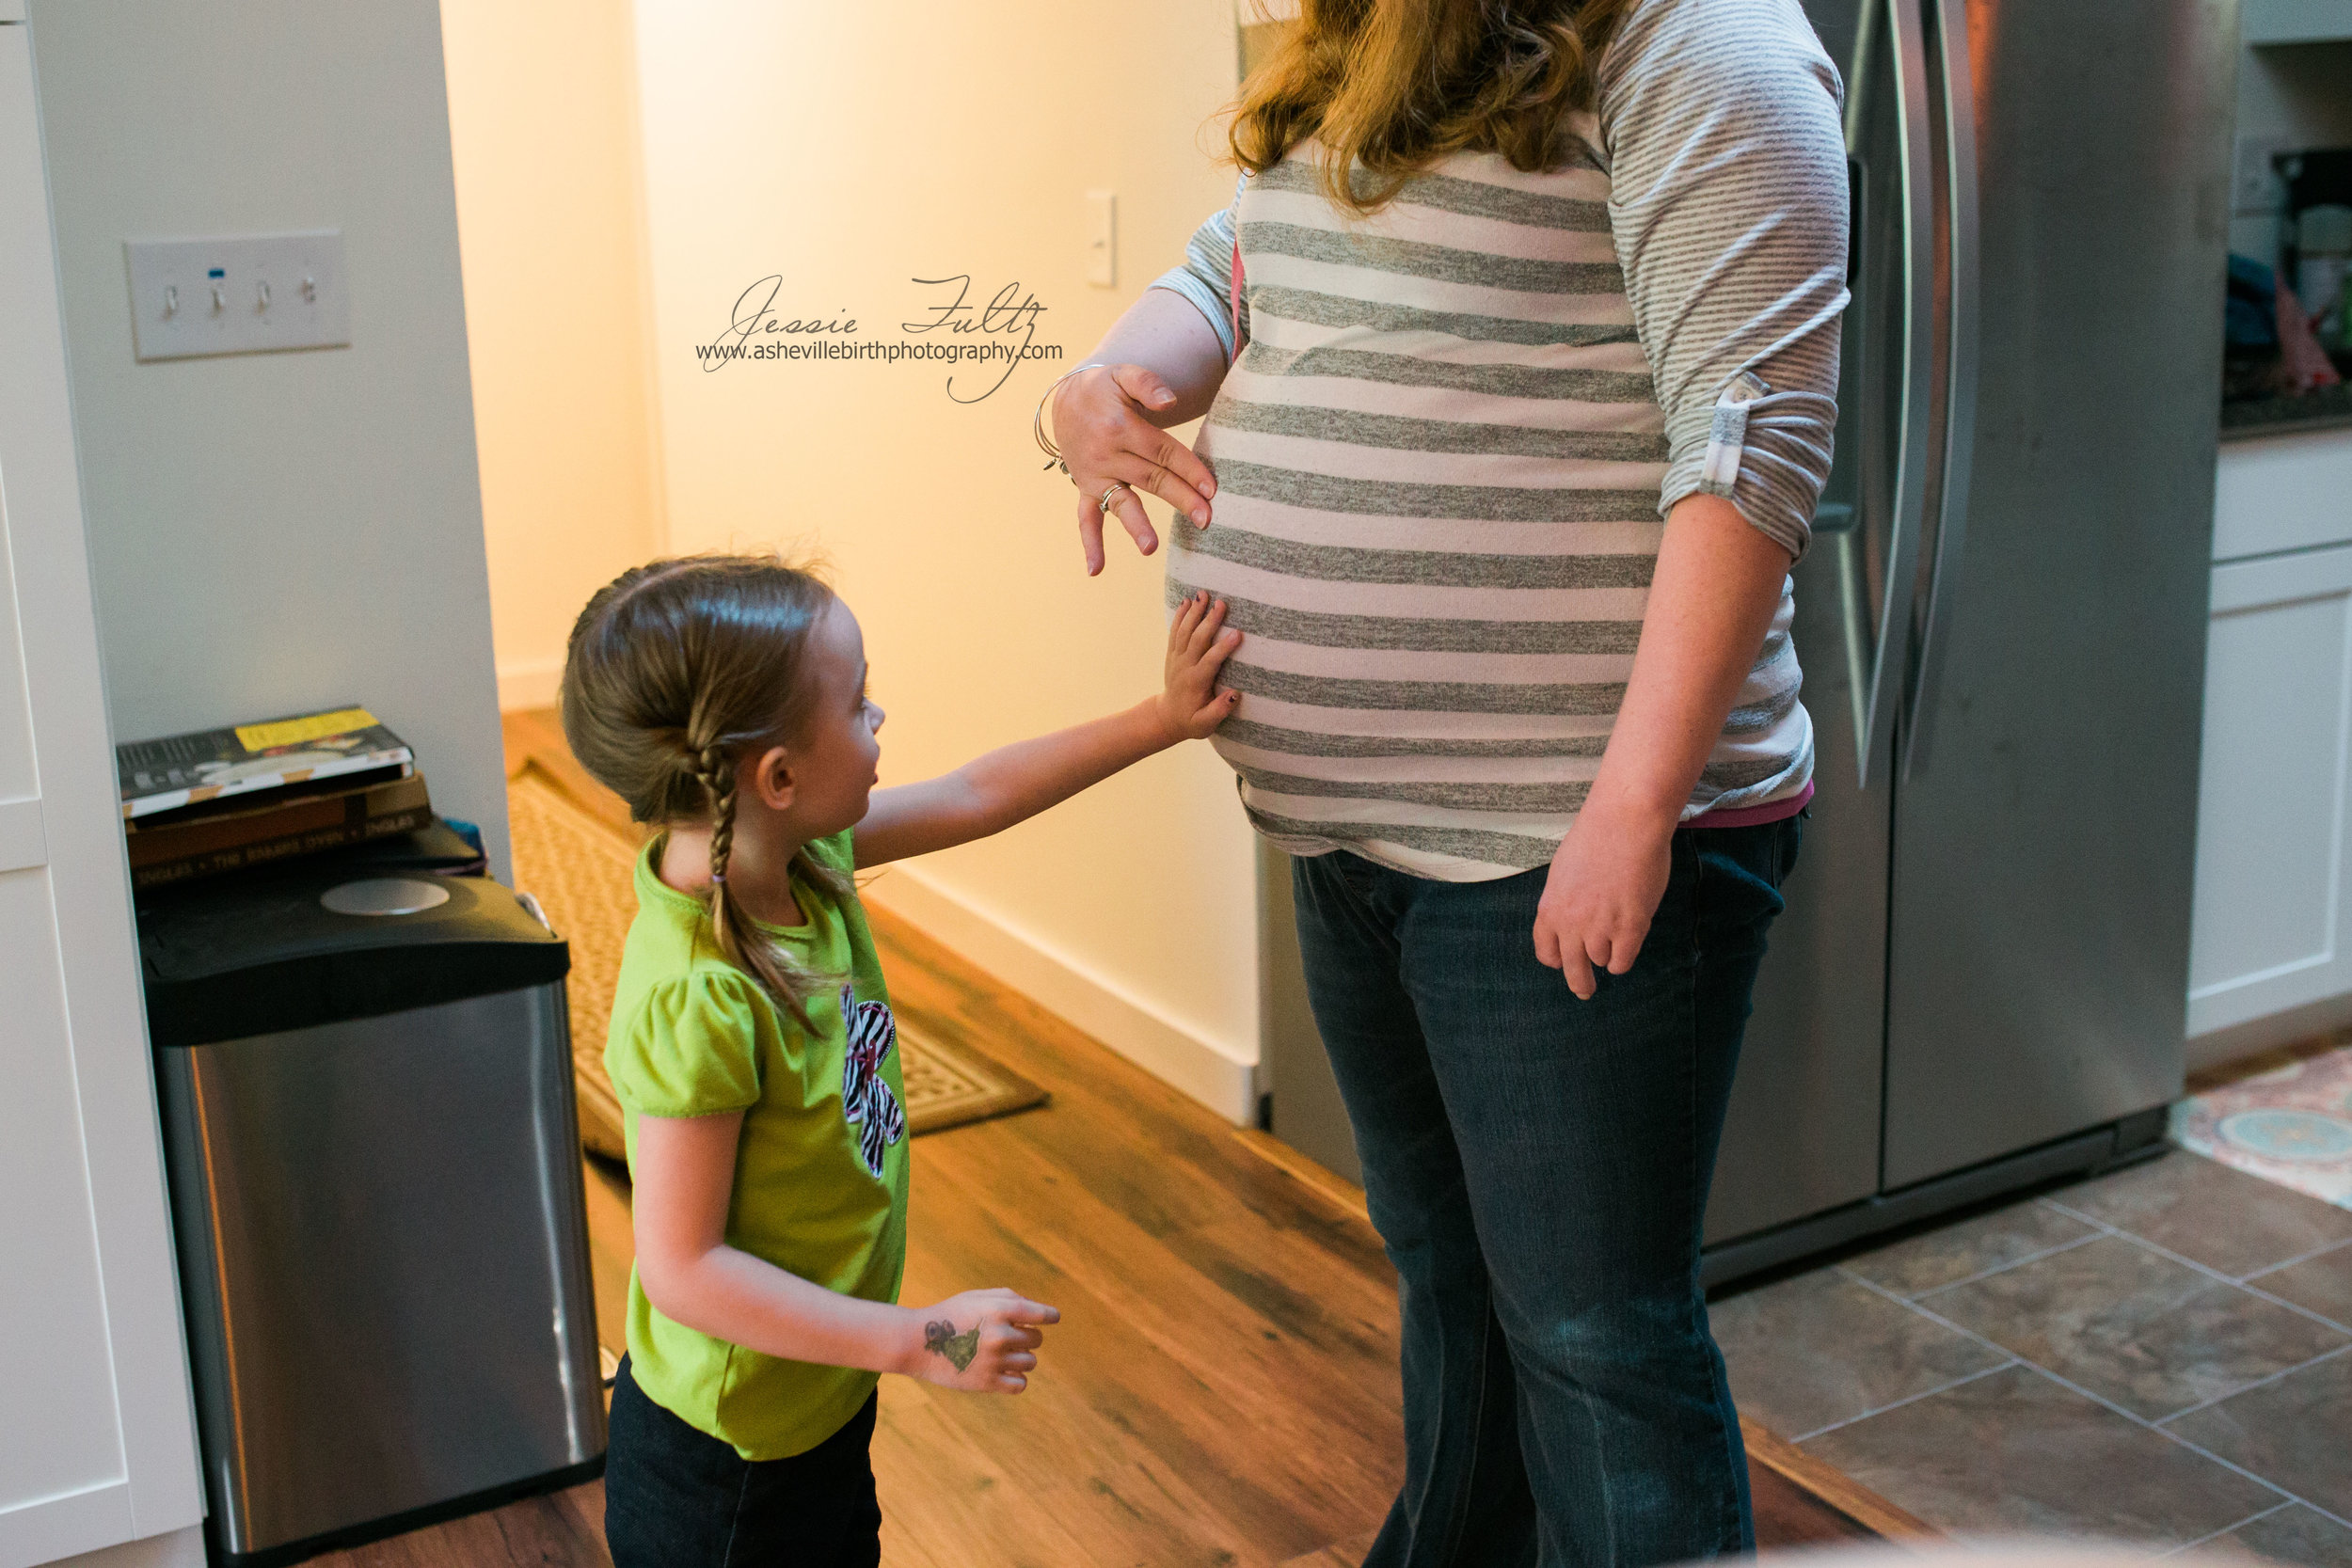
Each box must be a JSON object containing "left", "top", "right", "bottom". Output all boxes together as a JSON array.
[
  {"left": 851, "top": 593, "right": 1241, "bottom": 869},
  {"left": 631, "top": 1108, "right": 1057, "bottom": 1392}
]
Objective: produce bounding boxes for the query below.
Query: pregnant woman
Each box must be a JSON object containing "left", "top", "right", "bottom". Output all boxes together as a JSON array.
[{"left": 1045, "top": 0, "right": 1848, "bottom": 1560}]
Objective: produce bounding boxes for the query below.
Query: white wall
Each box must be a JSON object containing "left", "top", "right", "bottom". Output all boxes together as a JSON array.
[
  {"left": 29, "top": 0, "right": 512, "bottom": 879},
  {"left": 440, "top": 0, "right": 663, "bottom": 713},
  {"left": 629, "top": 0, "right": 1263, "bottom": 1117}
]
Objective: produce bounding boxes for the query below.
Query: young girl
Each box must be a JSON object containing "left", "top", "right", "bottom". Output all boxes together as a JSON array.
[{"left": 558, "top": 552, "right": 1241, "bottom": 1567}]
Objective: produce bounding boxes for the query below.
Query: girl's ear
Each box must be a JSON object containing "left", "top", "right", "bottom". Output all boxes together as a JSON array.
[{"left": 749, "top": 745, "right": 796, "bottom": 811}]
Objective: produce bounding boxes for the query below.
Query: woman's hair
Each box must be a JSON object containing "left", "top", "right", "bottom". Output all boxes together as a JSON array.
[
  {"left": 560, "top": 551, "right": 854, "bottom": 1033},
  {"left": 1228, "top": 0, "right": 1635, "bottom": 216}
]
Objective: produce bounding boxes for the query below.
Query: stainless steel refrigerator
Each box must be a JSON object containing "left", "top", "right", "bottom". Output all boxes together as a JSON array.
[{"left": 1259, "top": 0, "right": 2240, "bottom": 1288}]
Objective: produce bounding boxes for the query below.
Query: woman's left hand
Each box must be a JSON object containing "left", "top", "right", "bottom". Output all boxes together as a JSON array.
[
  {"left": 1532, "top": 494, "right": 1794, "bottom": 999},
  {"left": 1533, "top": 796, "right": 1676, "bottom": 1000}
]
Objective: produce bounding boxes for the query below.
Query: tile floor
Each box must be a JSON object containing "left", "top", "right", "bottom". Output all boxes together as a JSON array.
[{"left": 1709, "top": 1148, "right": 2352, "bottom": 1559}]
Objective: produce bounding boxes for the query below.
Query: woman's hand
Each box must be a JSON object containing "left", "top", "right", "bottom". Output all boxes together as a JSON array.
[
  {"left": 1157, "top": 591, "right": 1243, "bottom": 741},
  {"left": 1533, "top": 494, "right": 1795, "bottom": 998},
  {"left": 1052, "top": 363, "right": 1221, "bottom": 576},
  {"left": 905, "top": 1288, "right": 1060, "bottom": 1394},
  {"left": 1533, "top": 796, "right": 1677, "bottom": 1000}
]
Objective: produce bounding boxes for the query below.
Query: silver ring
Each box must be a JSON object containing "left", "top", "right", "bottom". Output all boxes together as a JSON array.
[{"left": 1099, "top": 481, "right": 1132, "bottom": 512}]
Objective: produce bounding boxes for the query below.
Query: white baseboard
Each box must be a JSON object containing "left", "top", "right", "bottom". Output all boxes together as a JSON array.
[
  {"left": 41, "top": 1525, "right": 205, "bottom": 1568},
  {"left": 2186, "top": 990, "right": 2352, "bottom": 1077},
  {"left": 860, "top": 862, "right": 1258, "bottom": 1125},
  {"left": 497, "top": 656, "right": 564, "bottom": 713}
]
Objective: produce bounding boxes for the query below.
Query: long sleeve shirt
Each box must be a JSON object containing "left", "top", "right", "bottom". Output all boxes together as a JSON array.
[{"left": 1148, "top": 0, "right": 1848, "bottom": 879}]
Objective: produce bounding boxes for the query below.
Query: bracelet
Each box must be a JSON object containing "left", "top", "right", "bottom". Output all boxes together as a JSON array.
[{"left": 1032, "top": 361, "right": 1109, "bottom": 479}]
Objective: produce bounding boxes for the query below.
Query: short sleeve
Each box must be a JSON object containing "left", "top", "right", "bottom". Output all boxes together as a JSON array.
[
  {"left": 605, "top": 972, "right": 764, "bottom": 1119},
  {"left": 1147, "top": 171, "right": 1250, "bottom": 363},
  {"left": 1597, "top": 0, "right": 1850, "bottom": 561}
]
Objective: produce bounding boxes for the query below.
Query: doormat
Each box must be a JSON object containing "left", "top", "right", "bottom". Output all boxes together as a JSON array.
[
  {"left": 505, "top": 764, "right": 1048, "bottom": 1163},
  {"left": 2170, "top": 1037, "right": 2352, "bottom": 1210}
]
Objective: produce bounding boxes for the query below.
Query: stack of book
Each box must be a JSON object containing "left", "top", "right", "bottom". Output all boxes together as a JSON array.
[{"left": 119, "top": 706, "right": 435, "bottom": 889}]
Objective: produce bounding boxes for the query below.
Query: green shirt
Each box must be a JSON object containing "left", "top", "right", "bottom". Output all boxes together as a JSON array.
[{"left": 603, "top": 829, "right": 909, "bottom": 1460}]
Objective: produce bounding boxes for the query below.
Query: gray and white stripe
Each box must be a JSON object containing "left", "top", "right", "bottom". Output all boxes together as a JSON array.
[{"left": 1150, "top": 0, "right": 1845, "bottom": 879}]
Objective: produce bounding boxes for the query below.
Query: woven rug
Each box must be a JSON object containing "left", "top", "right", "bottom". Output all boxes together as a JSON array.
[
  {"left": 2171, "top": 1036, "right": 2352, "bottom": 1210},
  {"left": 504, "top": 764, "right": 1048, "bottom": 1162}
]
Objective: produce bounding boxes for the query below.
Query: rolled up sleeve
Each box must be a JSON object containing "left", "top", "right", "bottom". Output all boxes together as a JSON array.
[{"left": 1599, "top": 0, "right": 1850, "bottom": 561}]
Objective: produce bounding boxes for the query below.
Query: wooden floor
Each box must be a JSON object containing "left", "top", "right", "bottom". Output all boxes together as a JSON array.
[{"left": 309, "top": 713, "right": 1910, "bottom": 1566}]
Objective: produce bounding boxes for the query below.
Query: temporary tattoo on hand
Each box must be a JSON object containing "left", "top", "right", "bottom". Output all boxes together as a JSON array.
[{"left": 925, "top": 1319, "right": 980, "bottom": 1371}]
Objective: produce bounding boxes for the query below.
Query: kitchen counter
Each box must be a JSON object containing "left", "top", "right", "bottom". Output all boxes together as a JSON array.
[{"left": 2222, "top": 383, "right": 2352, "bottom": 440}]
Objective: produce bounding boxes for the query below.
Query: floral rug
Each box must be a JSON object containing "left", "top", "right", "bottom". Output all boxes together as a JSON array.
[{"left": 2170, "top": 1039, "right": 2352, "bottom": 1209}]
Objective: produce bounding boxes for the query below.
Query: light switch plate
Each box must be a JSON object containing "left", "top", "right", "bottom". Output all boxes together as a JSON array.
[
  {"left": 123, "top": 230, "right": 350, "bottom": 361},
  {"left": 2233, "top": 135, "right": 2293, "bottom": 215},
  {"left": 1085, "top": 191, "right": 1116, "bottom": 288}
]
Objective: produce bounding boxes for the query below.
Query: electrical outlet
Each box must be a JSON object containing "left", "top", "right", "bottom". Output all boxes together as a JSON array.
[
  {"left": 123, "top": 230, "right": 350, "bottom": 361},
  {"left": 2233, "top": 135, "right": 2293, "bottom": 215},
  {"left": 1086, "top": 191, "right": 1116, "bottom": 288}
]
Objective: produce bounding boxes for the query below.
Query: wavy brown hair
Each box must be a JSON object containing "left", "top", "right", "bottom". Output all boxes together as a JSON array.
[
  {"left": 560, "top": 552, "right": 854, "bottom": 1034},
  {"left": 1229, "top": 0, "right": 1635, "bottom": 215}
]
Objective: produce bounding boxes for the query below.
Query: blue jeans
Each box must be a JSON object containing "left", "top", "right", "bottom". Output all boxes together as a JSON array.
[{"left": 1289, "top": 816, "right": 1801, "bottom": 1568}]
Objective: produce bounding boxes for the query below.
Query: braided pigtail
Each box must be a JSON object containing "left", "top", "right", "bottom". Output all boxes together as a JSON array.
[
  {"left": 561, "top": 550, "right": 857, "bottom": 1038},
  {"left": 688, "top": 737, "right": 834, "bottom": 1036}
]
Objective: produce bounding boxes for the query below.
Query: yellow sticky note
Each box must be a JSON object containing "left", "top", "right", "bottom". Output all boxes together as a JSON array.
[{"left": 235, "top": 707, "right": 377, "bottom": 751}]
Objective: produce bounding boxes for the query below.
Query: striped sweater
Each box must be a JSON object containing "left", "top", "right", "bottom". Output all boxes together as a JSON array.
[{"left": 1149, "top": 0, "right": 1849, "bottom": 880}]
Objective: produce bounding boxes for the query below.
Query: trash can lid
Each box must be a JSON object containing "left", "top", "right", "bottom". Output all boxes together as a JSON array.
[{"left": 137, "top": 857, "right": 569, "bottom": 1049}]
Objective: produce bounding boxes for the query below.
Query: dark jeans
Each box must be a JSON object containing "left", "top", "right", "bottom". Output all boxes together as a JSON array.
[
  {"left": 1289, "top": 816, "right": 1802, "bottom": 1568},
  {"left": 603, "top": 1354, "right": 881, "bottom": 1568}
]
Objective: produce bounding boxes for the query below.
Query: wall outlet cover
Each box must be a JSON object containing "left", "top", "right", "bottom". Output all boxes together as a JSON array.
[
  {"left": 1085, "top": 190, "right": 1116, "bottom": 289},
  {"left": 2234, "top": 135, "right": 2296, "bottom": 216}
]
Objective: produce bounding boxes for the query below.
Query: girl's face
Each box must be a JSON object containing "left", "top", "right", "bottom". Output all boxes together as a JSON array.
[{"left": 770, "top": 596, "right": 884, "bottom": 840}]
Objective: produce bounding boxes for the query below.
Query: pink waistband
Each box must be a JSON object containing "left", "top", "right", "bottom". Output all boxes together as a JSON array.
[{"left": 1684, "top": 779, "right": 1814, "bottom": 831}]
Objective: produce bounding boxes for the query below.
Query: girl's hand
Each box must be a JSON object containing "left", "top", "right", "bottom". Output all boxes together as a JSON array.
[
  {"left": 1533, "top": 796, "right": 1675, "bottom": 1000},
  {"left": 1158, "top": 591, "right": 1243, "bottom": 741},
  {"left": 1051, "top": 364, "right": 1220, "bottom": 576},
  {"left": 906, "top": 1288, "right": 1060, "bottom": 1394}
]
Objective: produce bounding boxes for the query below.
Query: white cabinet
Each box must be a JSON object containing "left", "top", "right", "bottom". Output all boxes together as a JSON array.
[
  {"left": 2211, "top": 426, "right": 2352, "bottom": 561},
  {"left": 0, "top": 19, "right": 204, "bottom": 1568},
  {"left": 2188, "top": 429, "right": 2352, "bottom": 1044},
  {"left": 2189, "top": 542, "right": 2352, "bottom": 1035}
]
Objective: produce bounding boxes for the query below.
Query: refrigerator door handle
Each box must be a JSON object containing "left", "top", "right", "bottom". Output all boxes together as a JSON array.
[
  {"left": 1823, "top": 164, "right": 1872, "bottom": 749},
  {"left": 1851, "top": 0, "right": 1936, "bottom": 792},
  {"left": 1901, "top": 0, "right": 1981, "bottom": 779}
]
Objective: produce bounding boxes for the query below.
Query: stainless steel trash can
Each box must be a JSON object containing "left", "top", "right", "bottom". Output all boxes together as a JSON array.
[{"left": 141, "top": 856, "right": 606, "bottom": 1568}]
